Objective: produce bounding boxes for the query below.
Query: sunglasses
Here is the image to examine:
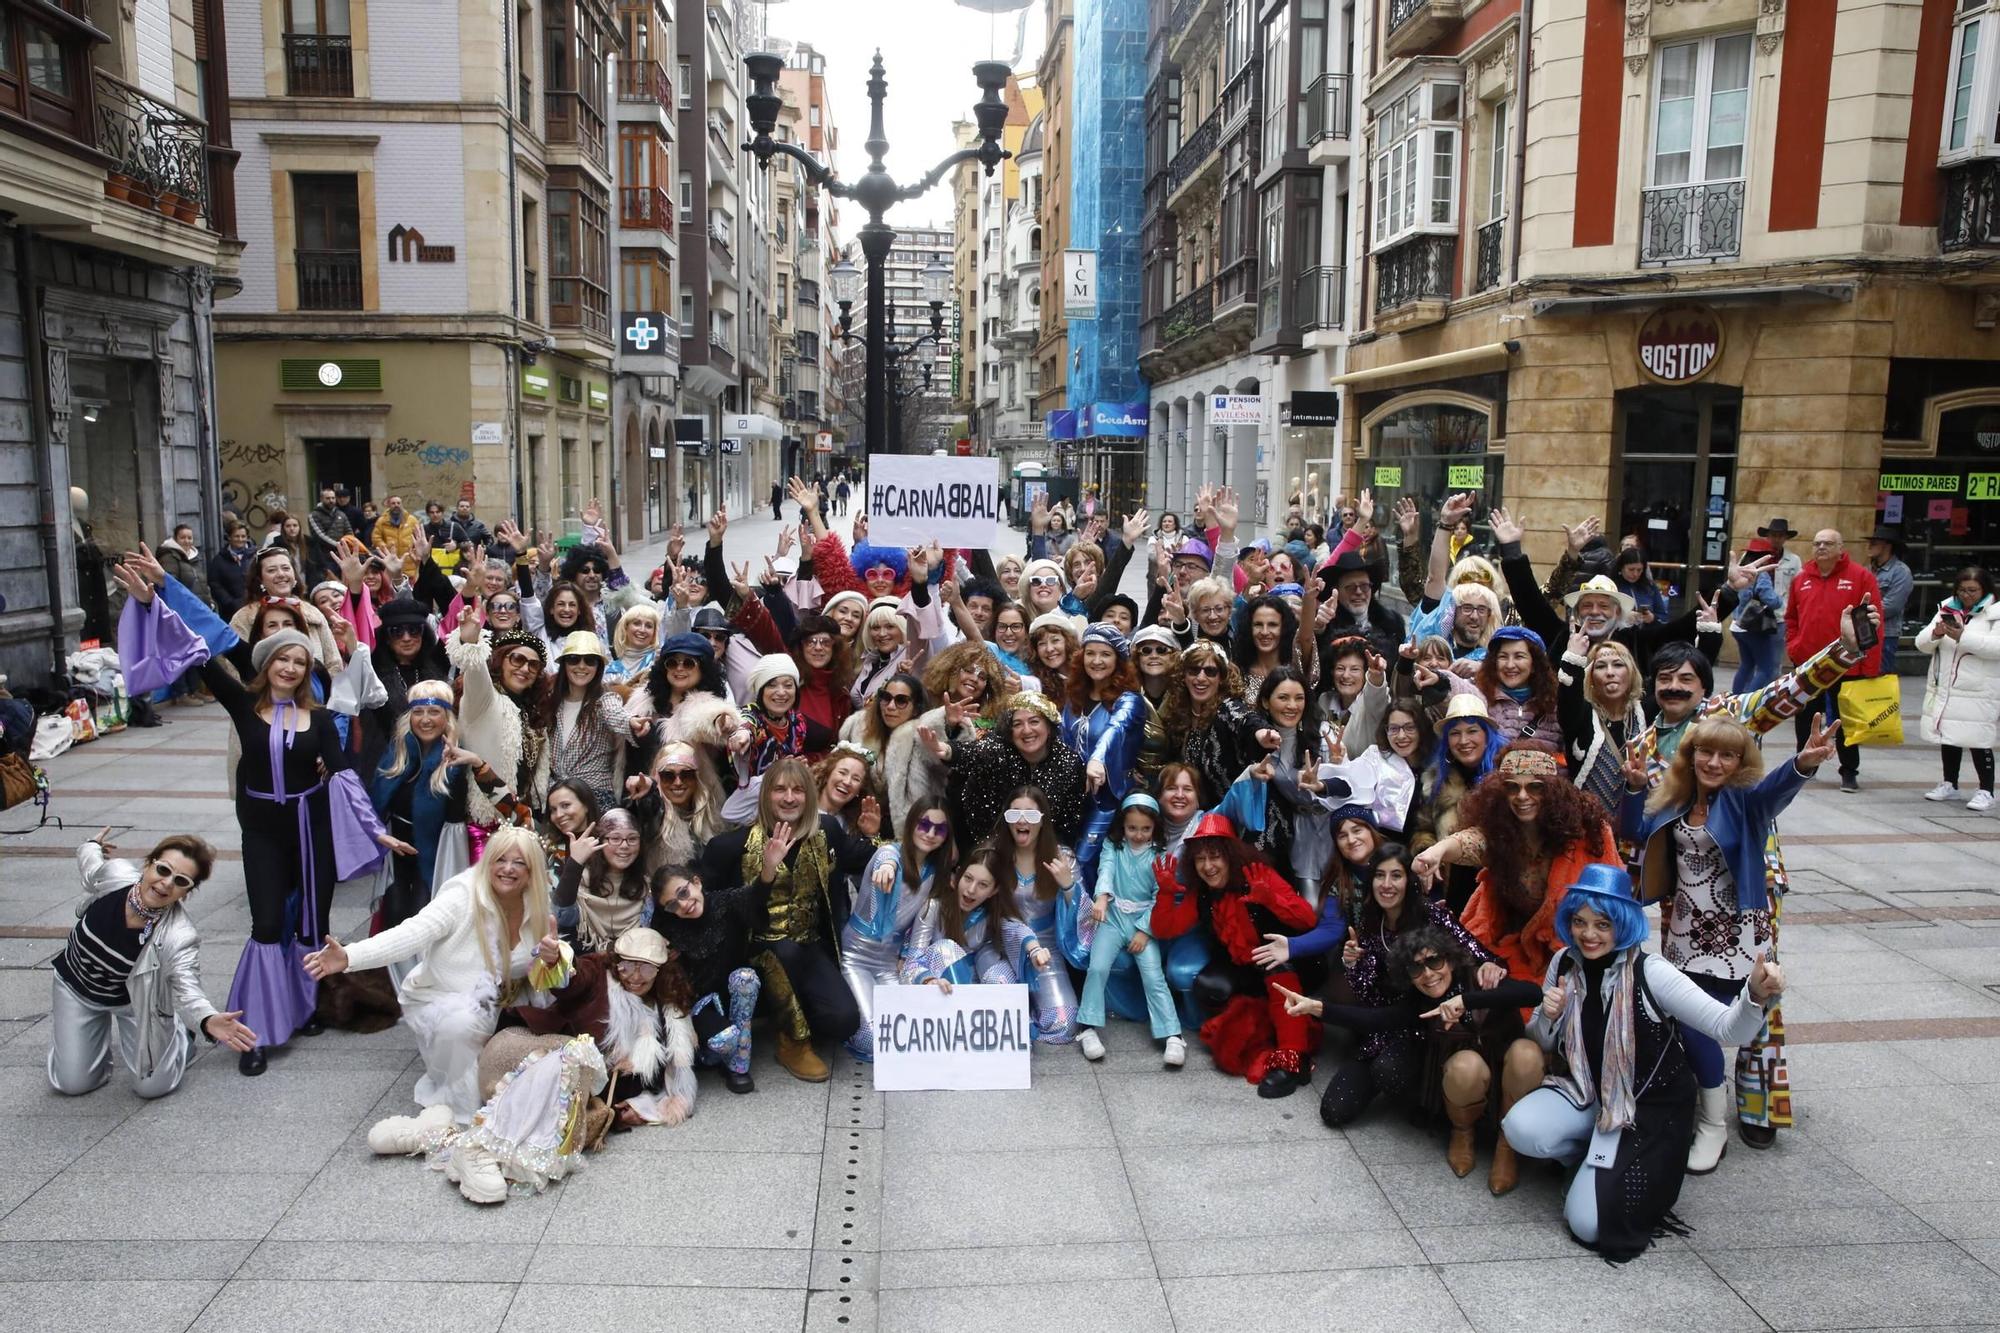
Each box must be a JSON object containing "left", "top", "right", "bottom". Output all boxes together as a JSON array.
[
  {"left": 659, "top": 767, "right": 697, "bottom": 784},
  {"left": 1002, "top": 808, "right": 1045, "bottom": 826},
  {"left": 1028, "top": 574, "right": 1062, "bottom": 587},
  {"left": 915, "top": 816, "right": 950, "bottom": 835},
  {"left": 1136, "top": 644, "right": 1173, "bottom": 656},
  {"left": 801, "top": 635, "right": 834, "bottom": 650},
  {"left": 151, "top": 861, "right": 197, "bottom": 890},
  {"left": 880, "top": 691, "right": 914, "bottom": 706},
  {"left": 386, "top": 624, "right": 423, "bottom": 638},
  {"left": 1184, "top": 663, "right": 1221, "bottom": 678},
  {"left": 660, "top": 880, "right": 700, "bottom": 905},
  {"left": 1406, "top": 954, "right": 1450, "bottom": 977},
  {"left": 504, "top": 651, "right": 544, "bottom": 669},
  {"left": 665, "top": 656, "right": 701, "bottom": 669},
  {"left": 700, "top": 631, "right": 731, "bottom": 643},
  {"left": 489, "top": 601, "right": 520, "bottom": 613}
]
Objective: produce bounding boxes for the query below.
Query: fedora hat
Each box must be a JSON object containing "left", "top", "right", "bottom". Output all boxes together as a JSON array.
[{"left": 1756, "top": 517, "right": 1800, "bottom": 539}]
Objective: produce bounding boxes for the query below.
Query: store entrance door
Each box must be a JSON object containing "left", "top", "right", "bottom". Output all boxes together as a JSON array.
[{"left": 1612, "top": 385, "right": 1741, "bottom": 612}]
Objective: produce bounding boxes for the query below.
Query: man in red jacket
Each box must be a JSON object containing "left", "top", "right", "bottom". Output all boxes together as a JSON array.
[{"left": 1785, "top": 528, "right": 1883, "bottom": 792}]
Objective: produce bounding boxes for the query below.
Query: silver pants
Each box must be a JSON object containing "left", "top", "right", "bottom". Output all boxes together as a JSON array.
[
  {"left": 840, "top": 936, "right": 902, "bottom": 1033},
  {"left": 46, "top": 975, "right": 194, "bottom": 1100}
]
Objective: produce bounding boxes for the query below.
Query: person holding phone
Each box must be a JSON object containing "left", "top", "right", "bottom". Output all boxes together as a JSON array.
[{"left": 1917, "top": 565, "right": 2000, "bottom": 811}]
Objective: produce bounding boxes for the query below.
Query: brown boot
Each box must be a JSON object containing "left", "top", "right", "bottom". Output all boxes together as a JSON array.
[
  {"left": 777, "top": 1033, "right": 830, "bottom": 1082},
  {"left": 1488, "top": 1134, "right": 1519, "bottom": 1195},
  {"left": 1445, "top": 1099, "right": 1481, "bottom": 1178}
]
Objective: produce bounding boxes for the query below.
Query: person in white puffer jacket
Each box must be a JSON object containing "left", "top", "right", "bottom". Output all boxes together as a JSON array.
[{"left": 1916, "top": 565, "right": 2000, "bottom": 813}]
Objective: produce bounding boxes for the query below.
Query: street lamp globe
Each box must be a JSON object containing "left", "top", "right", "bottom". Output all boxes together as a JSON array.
[
  {"left": 916, "top": 337, "right": 939, "bottom": 368},
  {"left": 921, "top": 260, "right": 951, "bottom": 307},
  {"left": 829, "top": 257, "right": 862, "bottom": 307}
]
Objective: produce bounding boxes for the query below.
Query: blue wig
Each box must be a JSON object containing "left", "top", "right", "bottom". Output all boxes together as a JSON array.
[
  {"left": 1430, "top": 713, "right": 1506, "bottom": 791},
  {"left": 1554, "top": 885, "right": 1650, "bottom": 954},
  {"left": 849, "top": 542, "right": 909, "bottom": 583}
]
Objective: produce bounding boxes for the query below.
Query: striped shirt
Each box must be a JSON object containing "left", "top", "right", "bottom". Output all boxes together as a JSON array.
[{"left": 54, "top": 890, "right": 144, "bottom": 1007}]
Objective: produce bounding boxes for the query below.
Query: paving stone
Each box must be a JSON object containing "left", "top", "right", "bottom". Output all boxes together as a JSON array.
[
  {"left": 880, "top": 1148, "right": 1139, "bottom": 1250},
  {"left": 1165, "top": 1267, "right": 1472, "bottom": 1330},
  {"left": 1124, "top": 1140, "right": 1403, "bottom": 1242},
  {"left": 1099, "top": 1063, "right": 1327, "bottom": 1147},
  {"left": 882, "top": 1079, "right": 1112, "bottom": 1153},
  {"left": 0, "top": 1278, "right": 223, "bottom": 1333},
  {"left": 547, "top": 1149, "right": 821, "bottom": 1249},
  {"left": 1704, "top": 1241, "right": 2000, "bottom": 1330},
  {"left": 0, "top": 1170, "right": 313, "bottom": 1241},
  {"left": 1822, "top": 1134, "right": 2000, "bottom": 1206},
  {"left": 524, "top": 1243, "right": 810, "bottom": 1288},
  {"left": 503, "top": 1283, "right": 807, "bottom": 1331},
  {"left": 1438, "top": 1252, "right": 1766, "bottom": 1332},
  {"left": 1150, "top": 1228, "right": 1425, "bottom": 1278},
  {"left": 877, "top": 1240, "right": 1154, "bottom": 1290},
  {"left": 238, "top": 1239, "right": 536, "bottom": 1282},
  {"left": 880, "top": 1277, "right": 1169, "bottom": 1333},
  {"left": 189, "top": 1279, "right": 516, "bottom": 1333}
]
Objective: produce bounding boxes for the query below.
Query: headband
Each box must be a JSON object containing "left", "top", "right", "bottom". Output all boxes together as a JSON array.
[
  {"left": 829, "top": 739, "right": 877, "bottom": 767},
  {"left": 1004, "top": 691, "right": 1062, "bottom": 725},
  {"left": 1496, "top": 749, "right": 1560, "bottom": 781}
]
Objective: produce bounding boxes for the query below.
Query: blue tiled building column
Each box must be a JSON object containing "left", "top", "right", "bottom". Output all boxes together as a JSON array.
[{"left": 1069, "top": 0, "right": 1148, "bottom": 416}]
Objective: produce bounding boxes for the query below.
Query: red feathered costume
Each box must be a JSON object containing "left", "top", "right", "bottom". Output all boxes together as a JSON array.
[{"left": 1151, "top": 846, "right": 1320, "bottom": 1083}]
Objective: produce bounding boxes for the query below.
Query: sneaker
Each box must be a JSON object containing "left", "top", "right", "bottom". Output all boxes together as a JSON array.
[
  {"left": 1163, "top": 1035, "right": 1187, "bottom": 1068},
  {"left": 1925, "top": 782, "right": 1958, "bottom": 802},
  {"left": 1839, "top": 776, "right": 1859, "bottom": 794},
  {"left": 1078, "top": 1029, "right": 1106, "bottom": 1061},
  {"left": 1970, "top": 791, "right": 1995, "bottom": 813}
]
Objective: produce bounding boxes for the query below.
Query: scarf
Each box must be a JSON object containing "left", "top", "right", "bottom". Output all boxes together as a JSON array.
[
  {"left": 1546, "top": 950, "right": 1640, "bottom": 1133},
  {"left": 1499, "top": 683, "right": 1532, "bottom": 703},
  {"left": 742, "top": 821, "right": 834, "bottom": 943},
  {"left": 742, "top": 704, "right": 808, "bottom": 776},
  {"left": 125, "top": 885, "right": 167, "bottom": 943}
]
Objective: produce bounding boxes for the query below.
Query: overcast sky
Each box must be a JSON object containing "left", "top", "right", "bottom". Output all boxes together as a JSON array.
[{"left": 757, "top": 0, "right": 1047, "bottom": 229}]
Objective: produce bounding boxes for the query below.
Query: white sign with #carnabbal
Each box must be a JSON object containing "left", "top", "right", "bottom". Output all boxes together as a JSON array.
[
  {"left": 872, "top": 983, "right": 1032, "bottom": 1091},
  {"left": 866, "top": 453, "right": 1003, "bottom": 549}
]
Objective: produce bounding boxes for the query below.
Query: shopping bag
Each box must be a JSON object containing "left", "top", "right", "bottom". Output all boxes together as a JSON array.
[{"left": 1836, "top": 674, "right": 1904, "bottom": 747}]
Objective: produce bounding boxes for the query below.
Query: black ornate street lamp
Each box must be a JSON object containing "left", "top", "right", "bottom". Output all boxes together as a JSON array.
[
  {"left": 743, "top": 50, "right": 1009, "bottom": 454},
  {"left": 833, "top": 289, "right": 947, "bottom": 451}
]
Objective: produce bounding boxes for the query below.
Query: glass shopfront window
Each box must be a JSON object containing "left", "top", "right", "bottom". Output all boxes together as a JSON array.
[
  {"left": 1613, "top": 385, "right": 1740, "bottom": 612},
  {"left": 1879, "top": 403, "right": 2000, "bottom": 642},
  {"left": 1364, "top": 399, "right": 1500, "bottom": 605}
]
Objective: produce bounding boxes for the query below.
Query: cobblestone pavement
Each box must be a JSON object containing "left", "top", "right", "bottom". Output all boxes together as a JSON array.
[{"left": 4, "top": 533, "right": 1999, "bottom": 1330}]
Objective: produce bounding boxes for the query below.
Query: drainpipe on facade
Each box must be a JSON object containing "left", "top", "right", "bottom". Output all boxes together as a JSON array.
[
  {"left": 1507, "top": 0, "right": 1532, "bottom": 284},
  {"left": 13, "top": 222, "right": 72, "bottom": 673}
]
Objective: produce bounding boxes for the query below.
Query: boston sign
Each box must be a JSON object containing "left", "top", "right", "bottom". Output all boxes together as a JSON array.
[{"left": 1637, "top": 306, "right": 1723, "bottom": 385}]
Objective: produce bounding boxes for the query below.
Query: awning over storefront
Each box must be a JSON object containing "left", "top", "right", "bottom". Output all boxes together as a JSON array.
[
  {"left": 724, "top": 413, "right": 783, "bottom": 441},
  {"left": 1529, "top": 282, "right": 1855, "bottom": 317},
  {"left": 1330, "top": 341, "right": 1515, "bottom": 390}
]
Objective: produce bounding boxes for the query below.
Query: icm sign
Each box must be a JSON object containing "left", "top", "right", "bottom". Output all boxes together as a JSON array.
[{"left": 1062, "top": 250, "right": 1097, "bottom": 320}]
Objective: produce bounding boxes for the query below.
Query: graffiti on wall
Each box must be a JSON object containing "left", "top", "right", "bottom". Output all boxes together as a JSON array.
[
  {"left": 382, "top": 437, "right": 474, "bottom": 507},
  {"left": 218, "top": 439, "right": 288, "bottom": 529}
]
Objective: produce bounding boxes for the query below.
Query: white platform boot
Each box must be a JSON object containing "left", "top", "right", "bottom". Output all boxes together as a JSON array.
[
  {"left": 365, "top": 1103, "right": 454, "bottom": 1156},
  {"left": 1687, "top": 1084, "right": 1731, "bottom": 1175}
]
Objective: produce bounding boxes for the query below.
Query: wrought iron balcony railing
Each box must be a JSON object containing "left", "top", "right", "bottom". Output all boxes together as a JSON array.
[
  {"left": 1638, "top": 180, "right": 1745, "bottom": 265},
  {"left": 93, "top": 71, "right": 211, "bottom": 225},
  {"left": 284, "top": 33, "right": 354, "bottom": 97},
  {"left": 1941, "top": 159, "right": 2000, "bottom": 253},
  {"left": 1159, "top": 281, "right": 1214, "bottom": 346},
  {"left": 1474, "top": 217, "right": 1505, "bottom": 291},
  {"left": 297, "top": 249, "right": 363, "bottom": 310},
  {"left": 1168, "top": 110, "right": 1221, "bottom": 194},
  {"left": 1374, "top": 233, "right": 1455, "bottom": 314}
]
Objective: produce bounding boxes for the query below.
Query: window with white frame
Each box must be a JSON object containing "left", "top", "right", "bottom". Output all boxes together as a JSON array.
[
  {"left": 1370, "top": 76, "right": 1460, "bottom": 250},
  {"left": 1487, "top": 99, "right": 1509, "bottom": 222},
  {"left": 1648, "top": 32, "right": 1751, "bottom": 186},
  {"left": 1944, "top": 0, "right": 2000, "bottom": 158}
]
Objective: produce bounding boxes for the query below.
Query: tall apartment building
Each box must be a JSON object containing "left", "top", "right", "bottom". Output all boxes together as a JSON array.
[
  {"left": 1344, "top": 0, "right": 2000, "bottom": 641},
  {"left": 775, "top": 43, "right": 838, "bottom": 479},
  {"left": 218, "top": 0, "right": 622, "bottom": 542},
  {"left": 0, "top": 0, "right": 240, "bottom": 679},
  {"left": 989, "top": 108, "right": 1049, "bottom": 473},
  {"left": 1136, "top": 0, "right": 1357, "bottom": 533},
  {"left": 1033, "top": 0, "right": 1076, "bottom": 430},
  {"left": 1061, "top": 0, "right": 1149, "bottom": 511},
  {"left": 609, "top": 0, "right": 682, "bottom": 540},
  {"left": 675, "top": 0, "right": 739, "bottom": 517}
]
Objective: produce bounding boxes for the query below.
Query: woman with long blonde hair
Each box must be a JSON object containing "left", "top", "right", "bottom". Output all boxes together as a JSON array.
[
  {"left": 1624, "top": 713, "right": 1837, "bottom": 1174},
  {"left": 305, "top": 823, "right": 567, "bottom": 1123},
  {"left": 1558, "top": 634, "right": 1645, "bottom": 815},
  {"left": 626, "top": 740, "right": 727, "bottom": 873}
]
